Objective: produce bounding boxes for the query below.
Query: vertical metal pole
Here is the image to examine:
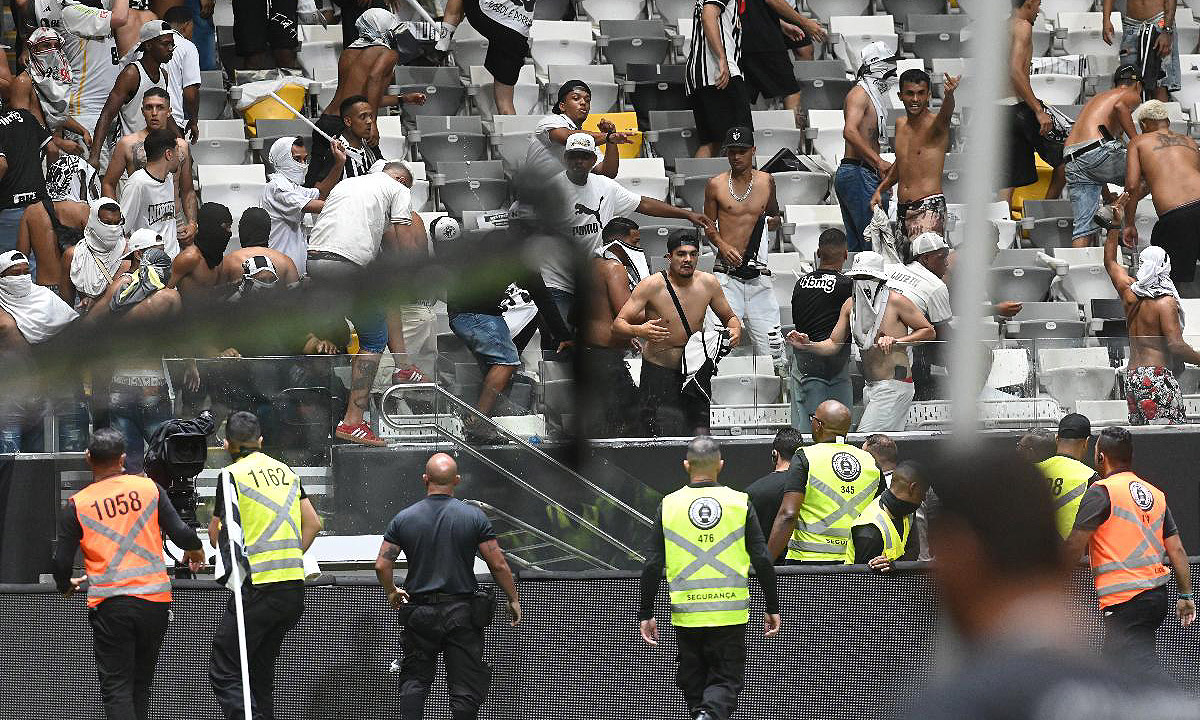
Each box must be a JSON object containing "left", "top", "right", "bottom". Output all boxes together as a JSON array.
[{"left": 950, "top": 2, "right": 1010, "bottom": 445}]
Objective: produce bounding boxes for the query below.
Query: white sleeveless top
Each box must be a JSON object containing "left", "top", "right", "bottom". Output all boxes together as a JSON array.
[
  {"left": 120, "top": 168, "right": 179, "bottom": 257},
  {"left": 118, "top": 60, "right": 167, "bottom": 137}
]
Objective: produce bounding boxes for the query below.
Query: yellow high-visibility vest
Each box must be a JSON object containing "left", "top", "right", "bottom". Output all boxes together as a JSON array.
[{"left": 663, "top": 484, "right": 752, "bottom": 627}]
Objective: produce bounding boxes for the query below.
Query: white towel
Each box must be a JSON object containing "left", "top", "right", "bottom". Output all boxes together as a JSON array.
[
  {"left": 0, "top": 251, "right": 78, "bottom": 344},
  {"left": 866, "top": 207, "right": 903, "bottom": 264},
  {"left": 1131, "top": 245, "right": 1184, "bottom": 324},
  {"left": 70, "top": 199, "right": 127, "bottom": 299},
  {"left": 850, "top": 279, "right": 890, "bottom": 350}
]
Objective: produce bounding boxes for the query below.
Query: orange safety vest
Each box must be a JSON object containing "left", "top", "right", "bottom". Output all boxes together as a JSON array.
[
  {"left": 72, "top": 475, "right": 172, "bottom": 609},
  {"left": 1089, "top": 472, "right": 1171, "bottom": 610}
]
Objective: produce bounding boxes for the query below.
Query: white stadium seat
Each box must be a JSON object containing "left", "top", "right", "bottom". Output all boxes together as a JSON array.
[
  {"left": 375, "top": 116, "right": 407, "bottom": 160},
  {"left": 530, "top": 21, "right": 596, "bottom": 73},
  {"left": 784, "top": 204, "right": 845, "bottom": 261},
  {"left": 830, "top": 15, "right": 898, "bottom": 73},
  {"left": 470, "top": 65, "right": 542, "bottom": 118},
  {"left": 1038, "top": 347, "right": 1115, "bottom": 412},
  {"left": 547, "top": 65, "right": 620, "bottom": 114},
  {"left": 615, "top": 158, "right": 669, "bottom": 201},
  {"left": 1056, "top": 12, "right": 1121, "bottom": 58},
  {"left": 807, "top": 110, "right": 846, "bottom": 164}
]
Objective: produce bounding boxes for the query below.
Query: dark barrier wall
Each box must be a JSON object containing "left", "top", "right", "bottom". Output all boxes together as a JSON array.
[
  {"left": 1, "top": 566, "right": 1195, "bottom": 720},
  {"left": 0, "top": 457, "right": 58, "bottom": 583}
]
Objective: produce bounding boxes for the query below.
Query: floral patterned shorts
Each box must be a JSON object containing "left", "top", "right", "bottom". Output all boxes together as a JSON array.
[{"left": 1124, "top": 366, "right": 1186, "bottom": 426}]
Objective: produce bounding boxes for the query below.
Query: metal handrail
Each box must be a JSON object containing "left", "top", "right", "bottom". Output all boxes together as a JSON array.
[
  {"left": 379, "top": 382, "right": 653, "bottom": 528},
  {"left": 464, "top": 500, "right": 619, "bottom": 571}
]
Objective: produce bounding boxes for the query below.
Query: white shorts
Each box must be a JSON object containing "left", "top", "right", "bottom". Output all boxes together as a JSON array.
[
  {"left": 707, "top": 271, "right": 783, "bottom": 365},
  {"left": 857, "top": 378, "right": 914, "bottom": 432}
]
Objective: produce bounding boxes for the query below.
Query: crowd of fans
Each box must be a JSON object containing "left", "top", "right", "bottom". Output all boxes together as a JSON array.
[{"left": 0, "top": 0, "right": 1197, "bottom": 462}]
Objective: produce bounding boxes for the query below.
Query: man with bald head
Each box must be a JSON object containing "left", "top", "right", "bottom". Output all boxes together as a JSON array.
[
  {"left": 375, "top": 452, "right": 520, "bottom": 720},
  {"left": 640, "top": 436, "right": 780, "bottom": 720},
  {"left": 767, "top": 400, "right": 884, "bottom": 564}
]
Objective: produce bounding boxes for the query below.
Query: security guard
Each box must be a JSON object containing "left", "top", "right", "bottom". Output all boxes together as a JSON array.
[
  {"left": 640, "top": 436, "right": 781, "bottom": 720},
  {"left": 1018, "top": 418, "right": 1099, "bottom": 539},
  {"left": 845, "top": 460, "right": 927, "bottom": 571},
  {"left": 766, "top": 400, "right": 883, "bottom": 564},
  {"left": 1063, "top": 427, "right": 1196, "bottom": 667},
  {"left": 208, "top": 411, "right": 323, "bottom": 720},
  {"left": 375, "top": 452, "right": 520, "bottom": 720},
  {"left": 53, "top": 428, "right": 204, "bottom": 720}
]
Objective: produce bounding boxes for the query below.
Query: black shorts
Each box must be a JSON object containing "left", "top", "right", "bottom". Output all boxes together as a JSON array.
[
  {"left": 233, "top": 0, "right": 300, "bottom": 55},
  {"left": 1002, "top": 102, "right": 1064, "bottom": 189},
  {"left": 741, "top": 52, "right": 801, "bottom": 101},
  {"left": 690, "top": 76, "right": 754, "bottom": 146},
  {"left": 464, "top": 0, "right": 530, "bottom": 86},
  {"left": 640, "top": 359, "right": 709, "bottom": 437},
  {"left": 1151, "top": 198, "right": 1200, "bottom": 284}
]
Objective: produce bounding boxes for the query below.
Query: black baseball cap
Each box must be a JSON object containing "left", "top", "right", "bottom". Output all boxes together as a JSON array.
[
  {"left": 1113, "top": 64, "right": 1142, "bottom": 86},
  {"left": 666, "top": 229, "right": 700, "bottom": 253},
  {"left": 721, "top": 126, "right": 754, "bottom": 151},
  {"left": 1057, "top": 413, "right": 1092, "bottom": 439}
]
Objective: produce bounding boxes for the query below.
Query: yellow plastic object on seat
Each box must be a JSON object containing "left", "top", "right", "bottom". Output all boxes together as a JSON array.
[
  {"left": 1010, "top": 155, "right": 1054, "bottom": 220},
  {"left": 242, "top": 83, "right": 308, "bottom": 137},
  {"left": 583, "top": 111, "right": 642, "bottom": 159}
]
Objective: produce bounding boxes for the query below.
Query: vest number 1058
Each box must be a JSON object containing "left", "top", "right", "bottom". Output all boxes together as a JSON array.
[{"left": 90, "top": 491, "right": 143, "bottom": 519}]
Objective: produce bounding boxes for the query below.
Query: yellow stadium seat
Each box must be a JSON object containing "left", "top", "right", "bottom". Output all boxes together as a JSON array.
[
  {"left": 241, "top": 83, "right": 308, "bottom": 137},
  {"left": 583, "top": 111, "right": 643, "bottom": 159},
  {"left": 1010, "top": 155, "right": 1055, "bottom": 219}
]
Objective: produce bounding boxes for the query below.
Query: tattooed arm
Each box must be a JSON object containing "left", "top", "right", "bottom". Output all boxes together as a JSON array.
[{"left": 374, "top": 540, "right": 407, "bottom": 608}]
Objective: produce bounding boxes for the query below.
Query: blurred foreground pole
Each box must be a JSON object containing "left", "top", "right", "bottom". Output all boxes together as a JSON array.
[{"left": 951, "top": 1, "right": 1009, "bottom": 445}]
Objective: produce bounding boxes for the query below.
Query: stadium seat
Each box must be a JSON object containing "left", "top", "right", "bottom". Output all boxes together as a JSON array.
[
  {"left": 672, "top": 157, "right": 727, "bottom": 210},
  {"left": 1056, "top": 12, "right": 1121, "bottom": 58},
  {"left": 624, "top": 64, "right": 689, "bottom": 127},
  {"left": 1038, "top": 347, "right": 1115, "bottom": 411},
  {"left": 773, "top": 170, "right": 831, "bottom": 206},
  {"left": 830, "top": 15, "right": 898, "bottom": 73},
  {"left": 985, "top": 347, "right": 1031, "bottom": 391},
  {"left": 1024, "top": 218, "right": 1074, "bottom": 251},
  {"left": 297, "top": 40, "right": 342, "bottom": 79},
  {"left": 793, "top": 61, "right": 855, "bottom": 111},
  {"left": 652, "top": 0, "right": 694, "bottom": 25},
  {"left": 807, "top": 0, "right": 871, "bottom": 23},
  {"left": 530, "top": 21, "right": 596, "bottom": 73},
  {"left": 751, "top": 110, "right": 804, "bottom": 157},
  {"left": 647, "top": 109, "right": 701, "bottom": 168},
  {"left": 675, "top": 17, "right": 694, "bottom": 49},
  {"left": 712, "top": 374, "right": 782, "bottom": 405},
  {"left": 946, "top": 201, "right": 1014, "bottom": 248},
  {"left": 201, "top": 178, "right": 267, "bottom": 230},
  {"left": 630, "top": 212, "right": 692, "bottom": 254},
  {"left": 412, "top": 116, "right": 488, "bottom": 166},
  {"left": 1041, "top": 0, "right": 1100, "bottom": 16},
  {"left": 583, "top": 111, "right": 643, "bottom": 158},
  {"left": 720, "top": 355, "right": 776, "bottom": 375},
  {"left": 581, "top": 0, "right": 644, "bottom": 21},
  {"left": 1075, "top": 399, "right": 1129, "bottom": 427},
  {"left": 535, "top": 0, "right": 571, "bottom": 19},
  {"left": 931, "top": 57, "right": 965, "bottom": 97},
  {"left": 1029, "top": 73, "right": 1083, "bottom": 106},
  {"left": 1022, "top": 198, "right": 1073, "bottom": 221},
  {"left": 600, "top": 20, "right": 671, "bottom": 74},
  {"left": 193, "top": 120, "right": 248, "bottom": 165},
  {"left": 433, "top": 160, "right": 509, "bottom": 213},
  {"left": 1002, "top": 302, "right": 1086, "bottom": 340},
  {"left": 490, "top": 114, "right": 544, "bottom": 169},
  {"left": 615, "top": 158, "right": 669, "bottom": 200},
  {"left": 197, "top": 164, "right": 267, "bottom": 187},
  {"left": 989, "top": 265, "right": 1053, "bottom": 304},
  {"left": 249, "top": 118, "right": 310, "bottom": 155},
  {"left": 451, "top": 20, "right": 489, "bottom": 74},
  {"left": 806, "top": 109, "right": 846, "bottom": 164},
  {"left": 772, "top": 271, "right": 798, "bottom": 308},
  {"left": 375, "top": 116, "right": 407, "bottom": 160},
  {"left": 299, "top": 24, "right": 341, "bottom": 43},
  {"left": 1057, "top": 254, "right": 1118, "bottom": 305},
  {"left": 1086, "top": 297, "right": 1127, "bottom": 338},
  {"left": 903, "top": 14, "right": 967, "bottom": 60},
  {"left": 547, "top": 65, "right": 620, "bottom": 113},
  {"left": 409, "top": 162, "right": 432, "bottom": 211},
  {"left": 469, "top": 65, "right": 541, "bottom": 118},
  {"left": 198, "top": 87, "right": 228, "bottom": 120},
  {"left": 884, "top": 0, "right": 948, "bottom": 19},
  {"left": 784, "top": 204, "right": 844, "bottom": 260},
  {"left": 394, "top": 66, "right": 466, "bottom": 118}
]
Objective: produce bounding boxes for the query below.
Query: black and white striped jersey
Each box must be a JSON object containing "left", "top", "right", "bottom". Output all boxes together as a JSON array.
[{"left": 684, "top": 0, "right": 742, "bottom": 94}]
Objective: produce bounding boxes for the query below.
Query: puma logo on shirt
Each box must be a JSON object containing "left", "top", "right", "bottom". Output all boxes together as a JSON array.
[{"left": 574, "top": 198, "right": 603, "bottom": 237}]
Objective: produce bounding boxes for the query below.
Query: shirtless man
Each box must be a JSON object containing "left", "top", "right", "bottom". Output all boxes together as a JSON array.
[
  {"left": 1121, "top": 99, "right": 1200, "bottom": 297},
  {"left": 613, "top": 233, "right": 742, "bottom": 436},
  {"left": 580, "top": 219, "right": 640, "bottom": 438},
  {"left": 1103, "top": 0, "right": 1180, "bottom": 102},
  {"left": 100, "top": 88, "right": 190, "bottom": 202},
  {"left": 166, "top": 200, "right": 229, "bottom": 295},
  {"left": 1002, "top": 0, "right": 1066, "bottom": 204},
  {"left": 838, "top": 42, "right": 897, "bottom": 253},
  {"left": 870, "top": 69, "right": 959, "bottom": 253},
  {"left": 703, "top": 125, "right": 784, "bottom": 368},
  {"left": 786, "top": 251, "right": 934, "bottom": 432},
  {"left": 218, "top": 207, "right": 299, "bottom": 287},
  {"left": 1105, "top": 202, "right": 1200, "bottom": 424},
  {"left": 1063, "top": 66, "right": 1141, "bottom": 248}
]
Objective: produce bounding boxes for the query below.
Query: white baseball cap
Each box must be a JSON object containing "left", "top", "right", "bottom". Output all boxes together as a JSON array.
[
  {"left": 429, "top": 215, "right": 462, "bottom": 243},
  {"left": 122, "top": 229, "right": 163, "bottom": 257},
  {"left": 859, "top": 40, "right": 899, "bottom": 67},
  {"left": 911, "top": 231, "right": 949, "bottom": 257},
  {"left": 846, "top": 251, "right": 889, "bottom": 280},
  {"left": 138, "top": 19, "right": 174, "bottom": 47},
  {"left": 564, "top": 132, "right": 598, "bottom": 158}
]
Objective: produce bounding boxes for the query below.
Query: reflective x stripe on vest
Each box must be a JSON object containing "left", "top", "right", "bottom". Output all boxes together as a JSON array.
[
  {"left": 1095, "top": 506, "right": 1168, "bottom": 599},
  {"left": 1036, "top": 455, "right": 1092, "bottom": 539},
  {"left": 788, "top": 444, "right": 880, "bottom": 561},
  {"left": 79, "top": 504, "right": 170, "bottom": 598},
  {"left": 662, "top": 485, "right": 752, "bottom": 627},
  {"left": 1089, "top": 473, "right": 1170, "bottom": 609},
  {"left": 231, "top": 454, "right": 304, "bottom": 583},
  {"left": 843, "top": 497, "right": 910, "bottom": 564}
]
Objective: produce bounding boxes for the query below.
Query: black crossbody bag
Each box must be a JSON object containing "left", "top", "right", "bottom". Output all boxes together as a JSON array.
[{"left": 662, "top": 271, "right": 717, "bottom": 400}]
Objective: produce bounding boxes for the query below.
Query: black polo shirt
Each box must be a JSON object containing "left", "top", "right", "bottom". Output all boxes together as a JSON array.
[
  {"left": 0, "top": 109, "right": 50, "bottom": 209},
  {"left": 383, "top": 494, "right": 497, "bottom": 595}
]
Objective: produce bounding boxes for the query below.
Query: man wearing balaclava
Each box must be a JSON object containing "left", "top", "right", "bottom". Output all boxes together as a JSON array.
[
  {"left": 167, "top": 201, "right": 229, "bottom": 296},
  {"left": 262, "top": 136, "right": 345, "bottom": 276},
  {"left": 218, "top": 207, "right": 300, "bottom": 288},
  {"left": 836, "top": 41, "right": 899, "bottom": 252},
  {"left": 68, "top": 198, "right": 127, "bottom": 311}
]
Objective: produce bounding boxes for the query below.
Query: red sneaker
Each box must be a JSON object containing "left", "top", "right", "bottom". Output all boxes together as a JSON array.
[
  {"left": 335, "top": 421, "right": 387, "bottom": 447},
  {"left": 391, "top": 364, "right": 427, "bottom": 384}
]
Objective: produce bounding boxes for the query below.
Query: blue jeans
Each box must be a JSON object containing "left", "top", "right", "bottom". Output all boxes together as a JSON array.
[
  {"left": 188, "top": 0, "right": 219, "bottom": 70},
  {"left": 0, "top": 398, "right": 45, "bottom": 452},
  {"left": 1065, "top": 140, "right": 1126, "bottom": 241},
  {"left": 835, "top": 162, "right": 888, "bottom": 252},
  {"left": 450, "top": 313, "right": 521, "bottom": 367},
  {"left": 789, "top": 355, "right": 852, "bottom": 427},
  {"left": 109, "top": 385, "right": 171, "bottom": 474}
]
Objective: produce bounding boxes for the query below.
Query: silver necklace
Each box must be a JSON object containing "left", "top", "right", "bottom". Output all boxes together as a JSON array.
[{"left": 728, "top": 172, "right": 754, "bottom": 202}]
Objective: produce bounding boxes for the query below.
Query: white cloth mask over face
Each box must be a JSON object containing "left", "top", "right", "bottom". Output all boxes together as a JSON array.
[
  {"left": 27, "top": 27, "right": 73, "bottom": 131},
  {"left": 268, "top": 136, "right": 308, "bottom": 185}
]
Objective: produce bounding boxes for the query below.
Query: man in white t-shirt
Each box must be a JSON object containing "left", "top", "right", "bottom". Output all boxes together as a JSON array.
[
  {"left": 261, "top": 135, "right": 345, "bottom": 276},
  {"left": 161, "top": 5, "right": 201, "bottom": 140},
  {"left": 306, "top": 161, "right": 420, "bottom": 446},
  {"left": 120, "top": 127, "right": 195, "bottom": 257},
  {"left": 885, "top": 231, "right": 952, "bottom": 400},
  {"left": 536, "top": 133, "right": 712, "bottom": 327}
]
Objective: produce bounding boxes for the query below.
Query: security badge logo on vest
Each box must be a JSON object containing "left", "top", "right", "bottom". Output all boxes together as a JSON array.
[
  {"left": 1129, "top": 481, "right": 1155, "bottom": 511},
  {"left": 831, "top": 452, "right": 862, "bottom": 481},
  {"left": 688, "top": 497, "right": 723, "bottom": 530}
]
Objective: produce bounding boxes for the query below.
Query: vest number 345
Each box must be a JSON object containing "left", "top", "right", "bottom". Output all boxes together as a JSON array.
[{"left": 90, "top": 491, "right": 143, "bottom": 519}]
